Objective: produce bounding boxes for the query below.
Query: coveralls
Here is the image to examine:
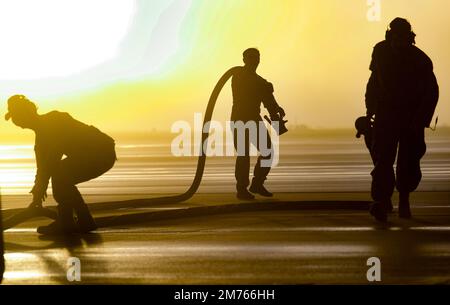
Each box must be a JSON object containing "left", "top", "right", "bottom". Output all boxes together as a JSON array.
[{"left": 365, "top": 40, "right": 439, "bottom": 201}]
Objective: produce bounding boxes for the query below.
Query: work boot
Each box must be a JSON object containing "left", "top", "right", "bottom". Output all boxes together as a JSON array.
[
  {"left": 236, "top": 186, "right": 255, "bottom": 200},
  {"left": 399, "top": 192, "right": 412, "bottom": 219},
  {"left": 249, "top": 179, "right": 273, "bottom": 197},
  {"left": 37, "top": 206, "right": 77, "bottom": 235},
  {"left": 75, "top": 204, "right": 98, "bottom": 233},
  {"left": 369, "top": 200, "right": 389, "bottom": 223}
]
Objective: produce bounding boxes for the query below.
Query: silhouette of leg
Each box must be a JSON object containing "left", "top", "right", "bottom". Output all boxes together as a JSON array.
[
  {"left": 250, "top": 122, "right": 274, "bottom": 197},
  {"left": 37, "top": 175, "right": 78, "bottom": 235},
  {"left": 371, "top": 126, "right": 398, "bottom": 201},
  {"left": 65, "top": 150, "right": 115, "bottom": 231},
  {"left": 39, "top": 146, "right": 115, "bottom": 234},
  {"left": 370, "top": 124, "right": 399, "bottom": 221},
  {"left": 396, "top": 128, "right": 426, "bottom": 194},
  {"left": 396, "top": 128, "right": 426, "bottom": 218},
  {"left": 253, "top": 156, "right": 271, "bottom": 185},
  {"left": 233, "top": 124, "right": 254, "bottom": 200},
  {"left": 364, "top": 123, "right": 395, "bottom": 211},
  {"left": 235, "top": 156, "right": 251, "bottom": 188},
  {"left": 52, "top": 176, "right": 96, "bottom": 233}
]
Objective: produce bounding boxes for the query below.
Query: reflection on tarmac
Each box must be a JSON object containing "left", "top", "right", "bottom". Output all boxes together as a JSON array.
[{"left": 3, "top": 204, "right": 450, "bottom": 284}]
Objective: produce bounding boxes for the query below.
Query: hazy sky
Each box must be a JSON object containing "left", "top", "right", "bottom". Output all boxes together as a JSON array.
[{"left": 0, "top": 0, "right": 449, "bottom": 136}]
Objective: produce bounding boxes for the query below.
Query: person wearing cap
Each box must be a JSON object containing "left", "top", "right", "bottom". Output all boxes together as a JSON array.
[
  {"left": 5, "top": 95, "right": 116, "bottom": 234},
  {"left": 364, "top": 18, "right": 439, "bottom": 222}
]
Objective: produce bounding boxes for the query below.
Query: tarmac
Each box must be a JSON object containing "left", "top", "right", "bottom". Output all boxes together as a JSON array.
[
  {"left": 2, "top": 191, "right": 448, "bottom": 229},
  {"left": 1, "top": 191, "right": 450, "bottom": 284}
]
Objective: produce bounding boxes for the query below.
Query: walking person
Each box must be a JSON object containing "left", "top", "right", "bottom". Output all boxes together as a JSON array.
[
  {"left": 364, "top": 18, "right": 439, "bottom": 222},
  {"left": 230, "top": 48, "right": 286, "bottom": 200}
]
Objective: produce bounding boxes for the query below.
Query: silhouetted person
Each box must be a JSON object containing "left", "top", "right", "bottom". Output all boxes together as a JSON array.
[
  {"left": 365, "top": 18, "right": 439, "bottom": 222},
  {"left": 231, "top": 48, "right": 285, "bottom": 200},
  {"left": 5, "top": 95, "right": 116, "bottom": 234}
]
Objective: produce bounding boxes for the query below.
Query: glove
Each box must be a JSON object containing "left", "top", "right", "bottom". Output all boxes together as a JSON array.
[
  {"left": 278, "top": 107, "right": 286, "bottom": 118},
  {"left": 30, "top": 183, "right": 48, "bottom": 208},
  {"left": 365, "top": 110, "right": 375, "bottom": 127},
  {"left": 270, "top": 107, "right": 285, "bottom": 121}
]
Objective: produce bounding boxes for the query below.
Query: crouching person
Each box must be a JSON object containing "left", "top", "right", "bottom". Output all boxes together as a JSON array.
[{"left": 5, "top": 95, "right": 116, "bottom": 234}]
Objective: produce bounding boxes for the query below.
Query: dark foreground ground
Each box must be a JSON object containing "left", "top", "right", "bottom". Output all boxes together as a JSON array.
[{"left": 2, "top": 192, "right": 449, "bottom": 284}]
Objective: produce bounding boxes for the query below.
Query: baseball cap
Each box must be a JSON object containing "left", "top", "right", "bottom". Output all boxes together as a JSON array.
[{"left": 5, "top": 95, "right": 30, "bottom": 121}]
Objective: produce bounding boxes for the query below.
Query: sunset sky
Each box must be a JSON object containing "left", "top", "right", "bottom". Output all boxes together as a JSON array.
[{"left": 0, "top": 0, "right": 449, "bottom": 138}]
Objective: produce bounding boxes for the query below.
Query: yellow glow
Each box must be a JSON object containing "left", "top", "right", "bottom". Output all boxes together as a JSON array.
[
  {"left": 3, "top": 271, "right": 46, "bottom": 280},
  {"left": 3, "top": 252, "right": 69, "bottom": 284},
  {"left": 0, "top": 0, "right": 449, "bottom": 131},
  {"left": 0, "top": 145, "right": 35, "bottom": 194},
  {"left": 4, "top": 252, "right": 36, "bottom": 260}
]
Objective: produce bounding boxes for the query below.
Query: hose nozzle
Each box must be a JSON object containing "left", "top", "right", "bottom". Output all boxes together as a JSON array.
[{"left": 264, "top": 115, "right": 288, "bottom": 135}]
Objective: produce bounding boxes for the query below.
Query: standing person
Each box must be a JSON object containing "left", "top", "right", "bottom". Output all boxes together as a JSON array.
[
  {"left": 5, "top": 95, "right": 116, "bottom": 234},
  {"left": 365, "top": 18, "right": 439, "bottom": 222},
  {"left": 231, "top": 48, "right": 286, "bottom": 200}
]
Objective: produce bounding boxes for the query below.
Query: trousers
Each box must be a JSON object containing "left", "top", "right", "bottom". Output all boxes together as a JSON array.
[
  {"left": 231, "top": 118, "right": 274, "bottom": 188},
  {"left": 371, "top": 123, "right": 426, "bottom": 201}
]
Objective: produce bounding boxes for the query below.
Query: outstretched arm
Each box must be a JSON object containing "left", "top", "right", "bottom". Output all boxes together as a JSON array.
[{"left": 30, "top": 143, "right": 62, "bottom": 207}]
